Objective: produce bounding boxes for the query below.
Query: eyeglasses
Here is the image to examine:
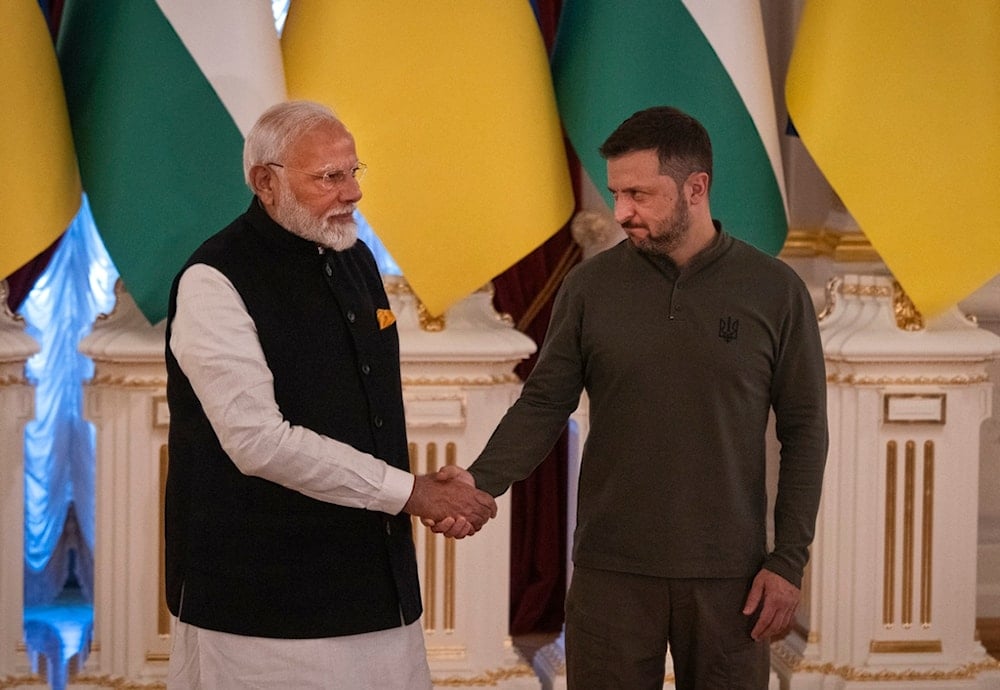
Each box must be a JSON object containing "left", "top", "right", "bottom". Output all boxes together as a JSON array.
[{"left": 266, "top": 161, "right": 367, "bottom": 190}]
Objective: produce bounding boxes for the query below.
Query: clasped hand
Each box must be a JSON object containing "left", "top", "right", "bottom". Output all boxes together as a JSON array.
[{"left": 404, "top": 465, "right": 496, "bottom": 539}]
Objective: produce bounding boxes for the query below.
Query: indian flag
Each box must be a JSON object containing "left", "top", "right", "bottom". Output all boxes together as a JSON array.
[
  {"left": 281, "top": 1, "right": 575, "bottom": 317},
  {"left": 1, "top": 0, "right": 81, "bottom": 280},
  {"left": 787, "top": 1, "right": 1000, "bottom": 317},
  {"left": 552, "top": 0, "right": 787, "bottom": 255},
  {"left": 56, "top": 0, "right": 286, "bottom": 323}
]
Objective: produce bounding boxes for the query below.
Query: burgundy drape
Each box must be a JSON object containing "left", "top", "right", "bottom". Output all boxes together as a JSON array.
[{"left": 491, "top": 0, "right": 586, "bottom": 636}]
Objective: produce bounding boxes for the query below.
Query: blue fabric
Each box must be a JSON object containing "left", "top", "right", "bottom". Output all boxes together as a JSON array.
[{"left": 20, "top": 195, "right": 117, "bottom": 607}]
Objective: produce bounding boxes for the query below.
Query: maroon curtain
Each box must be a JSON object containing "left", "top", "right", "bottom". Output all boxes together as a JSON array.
[
  {"left": 491, "top": 0, "right": 589, "bottom": 636},
  {"left": 5, "top": 0, "right": 67, "bottom": 313}
]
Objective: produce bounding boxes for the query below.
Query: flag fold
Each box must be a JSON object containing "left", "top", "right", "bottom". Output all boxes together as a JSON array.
[
  {"left": 786, "top": 1, "right": 1000, "bottom": 316},
  {"left": 282, "top": 1, "right": 574, "bottom": 316},
  {"left": 552, "top": 0, "right": 788, "bottom": 255},
  {"left": 1, "top": 0, "right": 81, "bottom": 280}
]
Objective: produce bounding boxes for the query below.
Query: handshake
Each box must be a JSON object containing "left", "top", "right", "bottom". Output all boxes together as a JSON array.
[{"left": 403, "top": 465, "right": 496, "bottom": 539}]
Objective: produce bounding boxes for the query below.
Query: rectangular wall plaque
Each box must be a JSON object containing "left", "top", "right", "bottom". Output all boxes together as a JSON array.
[{"left": 883, "top": 393, "right": 946, "bottom": 424}]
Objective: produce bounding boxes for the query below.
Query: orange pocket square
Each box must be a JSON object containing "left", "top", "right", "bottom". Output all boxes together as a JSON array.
[{"left": 376, "top": 308, "right": 396, "bottom": 330}]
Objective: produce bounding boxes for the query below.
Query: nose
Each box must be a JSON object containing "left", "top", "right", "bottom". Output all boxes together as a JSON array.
[
  {"left": 339, "top": 176, "right": 363, "bottom": 204},
  {"left": 613, "top": 196, "right": 634, "bottom": 226}
]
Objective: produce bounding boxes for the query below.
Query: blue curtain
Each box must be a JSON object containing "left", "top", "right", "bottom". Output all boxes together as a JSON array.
[{"left": 20, "top": 196, "right": 117, "bottom": 606}]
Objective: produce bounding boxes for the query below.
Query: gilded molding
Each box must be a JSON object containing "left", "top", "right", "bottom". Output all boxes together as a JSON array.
[
  {"left": 921, "top": 442, "right": 934, "bottom": 627},
  {"left": 87, "top": 373, "right": 168, "bottom": 388},
  {"left": 884, "top": 441, "right": 897, "bottom": 626},
  {"left": 893, "top": 281, "right": 925, "bottom": 331},
  {"left": 869, "top": 639, "right": 942, "bottom": 654},
  {"left": 840, "top": 282, "right": 893, "bottom": 299},
  {"left": 431, "top": 664, "right": 536, "bottom": 686},
  {"left": 402, "top": 373, "right": 522, "bottom": 387},
  {"left": 417, "top": 301, "right": 447, "bottom": 332},
  {"left": 771, "top": 642, "right": 1000, "bottom": 680},
  {"left": 827, "top": 373, "right": 990, "bottom": 386},
  {"left": 779, "top": 229, "right": 881, "bottom": 262}
]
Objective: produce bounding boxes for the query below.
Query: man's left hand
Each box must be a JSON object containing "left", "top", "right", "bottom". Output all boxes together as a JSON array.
[{"left": 742, "top": 568, "right": 800, "bottom": 641}]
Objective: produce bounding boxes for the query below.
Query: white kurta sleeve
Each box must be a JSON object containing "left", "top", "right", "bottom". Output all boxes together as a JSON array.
[{"left": 169, "top": 263, "right": 414, "bottom": 515}]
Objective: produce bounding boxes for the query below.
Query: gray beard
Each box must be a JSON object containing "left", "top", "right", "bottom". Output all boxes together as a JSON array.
[{"left": 273, "top": 195, "right": 358, "bottom": 252}]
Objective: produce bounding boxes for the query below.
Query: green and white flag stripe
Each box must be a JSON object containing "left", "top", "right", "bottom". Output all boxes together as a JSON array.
[
  {"left": 552, "top": 0, "right": 787, "bottom": 254},
  {"left": 57, "top": 0, "right": 285, "bottom": 323}
]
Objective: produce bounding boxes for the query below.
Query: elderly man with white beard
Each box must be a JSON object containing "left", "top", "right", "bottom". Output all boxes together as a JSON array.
[{"left": 163, "top": 100, "right": 496, "bottom": 689}]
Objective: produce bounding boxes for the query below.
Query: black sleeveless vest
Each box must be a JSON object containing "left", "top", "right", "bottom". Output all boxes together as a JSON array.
[{"left": 164, "top": 199, "right": 420, "bottom": 638}]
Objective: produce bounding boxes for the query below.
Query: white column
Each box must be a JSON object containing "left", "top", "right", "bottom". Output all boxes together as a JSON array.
[
  {"left": 387, "top": 276, "right": 541, "bottom": 689},
  {"left": 78, "top": 282, "right": 170, "bottom": 684},
  {"left": 0, "top": 282, "right": 40, "bottom": 677},
  {"left": 772, "top": 274, "right": 1000, "bottom": 689}
]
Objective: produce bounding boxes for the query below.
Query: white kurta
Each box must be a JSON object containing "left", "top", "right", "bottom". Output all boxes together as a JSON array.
[{"left": 167, "top": 264, "right": 431, "bottom": 689}]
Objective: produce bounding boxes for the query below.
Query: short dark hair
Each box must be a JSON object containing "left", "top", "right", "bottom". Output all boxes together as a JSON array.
[{"left": 599, "top": 106, "right": 713, "bottom": 190}]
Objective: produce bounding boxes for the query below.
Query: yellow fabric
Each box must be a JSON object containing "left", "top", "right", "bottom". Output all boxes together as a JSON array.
[
  {"left": 786, "top": 1, "right": 1000, "bottom": 316},
  {"left": 1, "top": 0, "right": 80, "bottom": 279},
  {"left": 282, "top": 2, "right": 573, "bottom": 316}
]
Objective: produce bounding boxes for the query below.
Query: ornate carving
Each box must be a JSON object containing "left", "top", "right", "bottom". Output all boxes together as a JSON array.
[
  {"left": 892, "top": 280, "right": 925, "bottom": 331},
  {"left": 431, "top": 664, "right": 536, "bottom": 686},
  {"left": 771, "top": 641, "right": 1000, "bottom": 680},
  {"left": 401, "top": 373, "right": 522, "bottom": 387},
  {"left": 817, "top": 275, "right": 842, "bottom": 322},
  {"left": 827, "top": 372, "right": 989, "bottom": 386},
  {"left": 417, "top": 300, "right": 446, "bottom": 332}
]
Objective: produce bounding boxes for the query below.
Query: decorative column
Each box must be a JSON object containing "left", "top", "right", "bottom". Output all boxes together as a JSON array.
[
  {"left": 772, "top": 274, "right": 1000, "bottom": 688},
  {"left": 0, "top": 282, "right": 40, "bottom": 678},
  {"left": 78, "top": 281, "right": 170, "bottom": 686},
  {"left": 386, "top": 276, "right": 541, "bottom": 689}
]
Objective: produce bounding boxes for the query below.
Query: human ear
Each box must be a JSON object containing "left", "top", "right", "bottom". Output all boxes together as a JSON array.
[
  {"left": 249, "top": 164, "right": 277, "bottom": 204},
  {"left": 686, "top": 171, "right": 710, "bottom": 205}
]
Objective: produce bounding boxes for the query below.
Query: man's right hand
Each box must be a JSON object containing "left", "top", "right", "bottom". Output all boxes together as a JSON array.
[{"left": 403, "top": 466, "right": 496, "bottom": 539}]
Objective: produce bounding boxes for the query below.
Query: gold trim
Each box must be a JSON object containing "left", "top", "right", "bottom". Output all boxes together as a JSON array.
[
  {"left": 902, "top": 441, "right": 916, "bottom": 627},
  {"left": 424, "top": 443, "right": 438, "bottom": 632},
  {"left": 61, "top": 676, "right": 165, "bottom": 690},
  {"left": 402, "top": 373, "right": 523, "bottom": 387},
  {"left": 772, "top": 641, "right": 1000, "bottom": 680},
  {"left": 416, "top": 301, "right": 446, "bottom": 332},
  {"left": 832, "top": 234, "right": 882, "bottom": 263},
  {"left": 444, "top": 443, "right": 457, "bottom": 631},
  {"left": 778, "top": 228, "right": 881, "bottom": 262},
  {"left": 159, "top": 445, "right": 170, "bottom": 636},
  {"left": 88, "top": 374, "right": 168, "bottom": 388},
  {"left": 869, "top": 639, "right": 942, "bottom": 654},
  {"left": 841, "top": 282, "right": 893, "bottom": 299},
  {"left": 827, "top": 373, "right": 990, "bottom": 386},
  {"left": 883, "top": 393, "right": 946, "bottom": 425},
  {"left": 893, "top": 281, "right": 925, "bottom": 331},
  {"left": 884, "top": 441, "right": 897, "bottom": 626},
  {"left": 921, "top": 441, "right": 934, "bottom": 627},
  {"left": 431, "top": 664, "right": 536, "bottom": 686}
]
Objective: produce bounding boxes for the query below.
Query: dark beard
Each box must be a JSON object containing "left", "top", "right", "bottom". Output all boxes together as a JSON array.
[{"left": 631, "top": 195, "right": 690, "bottom": 258}]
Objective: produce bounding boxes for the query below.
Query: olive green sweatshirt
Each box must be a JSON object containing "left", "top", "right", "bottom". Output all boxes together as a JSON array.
[{"left": 469, "top": 228, "right": 828, "bottom": 587}]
